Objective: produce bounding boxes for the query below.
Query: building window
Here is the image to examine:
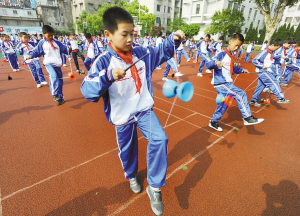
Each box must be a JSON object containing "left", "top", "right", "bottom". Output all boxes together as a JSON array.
[
  {"left": 27, "top": 11, "right": 32, "bottom": 15},
  {"left": 156, "top": 17, "right": 160, "bottom": 24},
  {"left": 61, "top": 13, "right": 63, "bottom": 16},
  {"left": 288, "top": 5, "right": 297, "bottom": 11},
  {"left": 79, "top": 3, "right": 83, "bottom": 11},
  {"left": 10, "top": 0, "right": 18, "bottom": 4},
  {"left": 196, "top": 4, "right": 200, "bottom": 14},
  {"left": 240, "top": 5, "right": 245, "bottom": 13},
  {"left": 1, "top": 20, "right": 7, "bottom": 25},
  {"left": 44, "top": 9, "right": 49, "bottom": 12},
  {"left": 168, "top": 7, "right": 171, "bottom": 13},
  {"left": 253, "top": 10, "right": 257, "bottom": 21},
  {"left": 98, "top": 5, "right": 101, "bottom": 8},
  {"left": 88, "top": 3, "right": 94, "bottom": 10},
  {"left": 13, "top": 10, "right": 18, "bottom": 14},
  {"left": 228, "top": 2, "right": 232, "bottom": 9},
  {"left": 233, "top": 3, "right": 240, "bottom": 12},
  {"left": 294, "top": 17, "right": 300, "bottom": 23},
  {"left": 17, "top": 20, "right": 22, "bottom": 25},
  {"left": 157, "top": 4, "right": 160, "bottom": 12},
  {"left": 244, "top": 28, "right": 248, "bottom": 34},
  {"left": 285, "top": 17, "right": 293, "bottom": 23},
  {"left": 47, "top": 23, "right": 51, "bottom": 25},
  {"left": 74, "top": 5, "right": 78, "bottom": 12},
  {"left": 163, "top": 18, "right": 165, "bottom": 24},
  {"left": 257, "top": 20, "right": 260, "bottom": 26},
  {"left": 247, "top": 8, "right": 252, "bottom": 21},
  {"left": 55, "top": 23, "right": 59, "bottom": 26}
]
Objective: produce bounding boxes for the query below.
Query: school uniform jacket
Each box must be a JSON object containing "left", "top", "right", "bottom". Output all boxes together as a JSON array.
[
  {"left": 252, "top": 48, "right": 274, "bottom": 72},
  {"left": 16, "top": 41, "right": 40, "bottom": 64},
  {"left": 85, "top": 40, "right": 99, "bottom": 58},
  {"left": 246, "top": 44, "right": 254, "bottom": 53},
  {"left": 196, "top": 40, "right": 208, "bottom": 54},
  {"left": 80, "top": 33, "right": 180, "bottom": 126},
  {"left": 67, "top": 39, "right": 82, "bottom": 52},
  {"left": 1, "top": 41, "right": 15, "bottom": 54}
]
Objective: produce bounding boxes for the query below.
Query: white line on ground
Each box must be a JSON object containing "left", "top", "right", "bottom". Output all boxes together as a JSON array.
[{"left": 0, "top": 188, "right": 2, "bottom": 216}]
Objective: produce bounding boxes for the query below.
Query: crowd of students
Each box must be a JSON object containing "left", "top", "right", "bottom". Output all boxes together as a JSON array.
[{"left": 1, "top": 6, "right": 300, "bottom": 215}]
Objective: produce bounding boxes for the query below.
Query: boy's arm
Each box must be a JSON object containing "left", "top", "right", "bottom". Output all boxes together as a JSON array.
[
  {"left": 273, "top": 48, "right": 282, "bottom": 60},
  {"left": 206, "top": 52, "right": 224, "bottom": 70},
  {"left": 16, "top": 43, "right": 24, "bottom": 55},
  {"left": 28, "top": 41, "right": 44, "bottom": 58},
  {"left": 56, "top": 40, "right": 69, "bottom": 55},
  {"left": 232, "top": 66, "right": 245, "bottom": 74},
  {"left": 252, "top": 50, "right": 266, "bottom": 69}
]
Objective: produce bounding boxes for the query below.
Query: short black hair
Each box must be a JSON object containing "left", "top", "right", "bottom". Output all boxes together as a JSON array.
[
  {"left": 103, "top": 6, "right": 133, "bottom": 34},
  {"left": 70, "top": 32, "right": 75, "bottom": 36},
  {"left": 157, "top": 31, "right": 162, "bottom": 37},
  {"left": 144, "top": 32, "right": 149, "bottom": 36},
  {"left": 284, "top": 37, "right": 293, "bottom": 44},
  {"left": 42, "top": 25, "right": 54, "bottom": 34},
  {"left": 231, "top": 33, "right": 244, "bottom": 43},
  {"left": 162, "top": 36, "right": 166, "bottom": 39},
  {"left": 270, "top": 39, "right": 283, "bottom": 46},
  {"left": 96, "top": 32, "right": 101, "bottom": 36},
  {"left": 264, "top": 40, "right": 268, "bottom": 43},
  {"left": 85, "top": 33, "right": 92, "bottom": 39},
  {"left": 39, "top": 34, "right": 43, "bottom": 37},
  {"left": 205, "top": 34, "right": 211, "bottom": 39},
  {"left": 54, "top": 36, "right": 58, "bottom": 40},
  {"left": 19, "top": 32, "right": 27, "bottom": 37},
  {"left": 166, "top": 32, "right": 171, "bottom": 37},
  {"left": 200, "top": 37, "right": 203, "bottom": 40},
  {"left": 219, "top": 35, "right": 225, "bottom": 40}
]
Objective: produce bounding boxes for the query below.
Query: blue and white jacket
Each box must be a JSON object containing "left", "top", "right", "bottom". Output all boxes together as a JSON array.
[
  {"left": 252, "top": 48, "right": 274, "bottom": 72},
  {"left": 141, "top": 37, "right": 151, "bottom": 48},
  {"left": 260, "top": 43, "right": 268, "bottom": 51},
  {"left": 29, "top": 39, "right": 69, "bottom": 67},
  {"left": 246, "top": 44, "right": 254, "bottom": 53},
  {"left": 196, "top": 40, "right": 208, "bottom": 54},
  {"left": 16, "top": 41, "right": 40, "bottom": 64},
  {"left": 177, "top": 40, "right": 186, "bottom": 51},
  {"left": 285, "top": 45, "right": 299, "bottom": 65},
  {"left": 1, "top": 41, "right": 15, "bottom": 54},
  {"left": 206, "top": 48, "right": 244, "bottom": 85},
  {"left": 85, "top": 39, "right": 99, "bottom": 59},
  {"left": 67, "top": 39, "right": 82, "bottom": 52},
  {"left": 273, "top": 46, "right": 285, "bottom": 65},
  {"left": 80, "top": 33, "right": 180, "bottom": 126}
]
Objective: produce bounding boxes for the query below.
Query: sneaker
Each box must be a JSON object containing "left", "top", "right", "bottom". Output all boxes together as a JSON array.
[
  {"left": 57, "top": 99, "right": 65, "bottom": 106},
  {"left": 62, "top": 64, "right": 67, "bottom": 67},
  {"left": 146, "top": 186, "right": 164, "bottom": 216},
  {"left": 129, "top": 176, "right": 142, "bottom": 193},
  {"left": 37, "top": 84, "right": 42, "bottom": 88},
  {"left": 209, "top": 121, "right": 223, "bottom": 132},
  {"left": 53, "top": 95, "right": 60, "bottom": 101},
  {"left": 187, "top": 59, "right": 191, "bottom": 62},
  {"left": 249, "top": 100, "right": 261, "bottom": 107},
  {"left": 16, "top": 69, "right": 20, "bottom": 71},
  {"left": 13, "top": 69, "right": 17, "bottom": 72},
  {"left": 175, "top": 72, "right": 183, "bottom": 77},
  {"left": 280, "top": 83, "right": 288, "bottom": 87},
  {"left": 277, "top": 98, "right": 290, "bottom": 103},
  {"left": 206, "top": 69, "right": 212, "bottom": 73},
  {"left": 263, "top": 88, "right": 273, "bottom": 93},
  {"left": 243, "top": 116, "right": 264, "bottom": 126},
  {"left": 76, "top": 70, "right": 80, "bottom": 73},
  {"left": 41, "top": 81, "right": 48, "bottom": 85},
  {"left": 177, "top": 64, "right": 180, "bottom": 67},
  {"left": 156, "top": 66, "right": 162, "bottom": 70},
  {"left": 197, "top": 73, "right": 203, "bottom": 77},
  {"left": 162, "top": 77, "right": 168, "bottom": 81}
]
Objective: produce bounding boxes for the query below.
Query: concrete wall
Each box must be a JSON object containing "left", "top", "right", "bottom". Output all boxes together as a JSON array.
[
  {"left": 0, "top": 8, "right": 41, "bottom": 27},
  {"left": 279, "top": 2, "right": 300, "bottom": 28}
]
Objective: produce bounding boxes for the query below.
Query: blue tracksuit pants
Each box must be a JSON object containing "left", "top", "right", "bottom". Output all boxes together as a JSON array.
[
  {"left": 251, "top": 72, "right": 285, "bottom": 102},
  {"left": 115, "top": 109, "right": 168, "bottom": 188},
  {"left": 212, "top": 83, "right": 252, "bottom": 122},
  {"left": 281, "top": 63, "right": 300, "bottom": 84},
  {"left": 7, "top": 53, "right": 19, "bottom": 70},
  {"left": 28, "top": 61, "right": 45, "bottom": 84},
  {"left": 84, "top": 57, "right": 95, "bottom": 71},
  {"left": 177, "top": 49, "right": 189, "bottom": 64},
  {"left": 271, "top": 64, "right": 283, "bottom": 82},
  {"left": 207, "top": 51, "right": 212, "bottom": 58},
  {"left": 198, "top": 54, "right": 210, "bottom": 74},
  {"left": 195, "top": 50, "right": 200, "bottom": 62},
  {"left": 45, "top": 65, "right": 64, "bottom": 99},
  {"left": 163, "top": 58, "right": 178, "bottom": 77},
  {"left": 237, "top": 50, "right": 242, "bottom": 59},
  {"left": 244, "top": 52, "right": 251, "bottom": 63},
  {"left": 62, "top": 54, "right": 66, "bottom": 65}
]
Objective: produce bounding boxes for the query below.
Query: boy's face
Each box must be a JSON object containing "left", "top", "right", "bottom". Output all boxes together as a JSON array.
[
  {"left": 296, "top": 46, "right": 300, "bottom": 51},
  {"left": 204, "top": 36, "right": 209, "bottom": 41},
  {"left": 4, "top": 36, "right": 9, "bottom": 41},
  {"left": 105, "top": 22, "right": 134, "bottom": 53},
  {"left": 43, "top": 32, "right": 53, "bottom": 41},
  {"left": 269, "top": 44, "right": 281, "bottom": 51},
  {"left": 70, "top": 35, "right": 76, "bottom": 40},
  {"left": 87, "top": 38, "right": 92, "bottom": 42},
  {"left": 59, "top": 38, "right": 63, "bottom": 42},
  {"left": 219, "top": 39, "right": 223, "bottom": 43},
  {"left": 228, "top": 38, "right": 243, "bottom": 52},
  {"left": 21, "top": 35, "right": 29, "bottom": 42},
  {"left": 283, "top": 43, "right": 290, "bottom": 49}
]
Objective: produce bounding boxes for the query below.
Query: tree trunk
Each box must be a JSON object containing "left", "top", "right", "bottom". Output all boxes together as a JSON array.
[{"left": 264, "top": 17, "right": 278, "bottom": 44}]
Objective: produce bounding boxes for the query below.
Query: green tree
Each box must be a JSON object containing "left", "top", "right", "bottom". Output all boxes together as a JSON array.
[
  {"left": 204, "top": 8, "right": 245, "bottom": 36},
  {"left": 230, "top": 0, "right": 299, "bottom": 44},
  {"left": 182, "top": 23, "right": 201, "bottom": 37},
  {"left": 289, "top": 25, "right": 295, "bottom": 38},
  {"left": 167, "top": 16, "right": 186, "bottom": 32},
  {"left": 258, "top": 25, "right": 266, "bottom": 43},
  {"left": 293, "top": 24, "right": 300, "bottom": 40},
  {"left": 245, "top": 22, "right": 254, "bottom": 42}
]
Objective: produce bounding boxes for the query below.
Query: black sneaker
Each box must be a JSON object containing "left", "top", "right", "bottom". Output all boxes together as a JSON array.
[
  {"left": 57, "top": 99, "right": 65, "bottom": 106},
  {"left": 53, "top": 95, "right": 60, "bottom": 101},
  {"left": 249, "top": 100, "right": 261, "bottom": 107},
  {"left": 243, "top": 116, "right": 264, "bottom": 126},
  {"left": 209, "top": 121, "right": 223, "bottom": 132},
  {"left": 277, "top": 98, "right": 290, "bottom": 103}
]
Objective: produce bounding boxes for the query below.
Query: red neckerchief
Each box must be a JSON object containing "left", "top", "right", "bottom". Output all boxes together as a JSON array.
[
  {"left": 88, "top": 39, "right": 93, "bottom": 49},
  {"left": 21, "top": 40, "right": 29, "bottom": 50},
  {"left": 4, "top": 41, "right": 10, "bottom": 47},
  {"left": 265, "top": 48, "right": 273, "bottom": 61},
  {"left": 45, "top": 38, "right": 56, "bottom": 50},
  {"left": 108, "top": 44, "right": 142, "bottom": 95},
  {"left": 203, "top": 39, "right": 206, "bottom": 45},
  {"left": 284, "top": 48, "right": 286, "bottom": 55},
  {"left": 223, "top": 48, "right": 233, "bottom": 75}
]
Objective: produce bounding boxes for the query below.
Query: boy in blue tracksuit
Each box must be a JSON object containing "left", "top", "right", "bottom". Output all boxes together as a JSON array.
[
  {"left": 176, "top": 40, "right": 190, "bottom": 66},
  {"left": 1, "top": 35, "right": 19, "bottom": 71},
  {"left": 237, "top": 43, "right": 244, "bottom": 59},
  {"left": 162, "top": 57, "right": 183, "bottom": 81},
  {"left": 207, "top": 39, "right": 214, "bottom": 57},
  {"left": 26, "top": 25, "right": 70, "bottom": 106},
  {"left": 17, "top": 32, "right": 47, "bottom": 88},
  {"left": 58, "top": 36, "right": 69, "bottom": 67},
  {"left": 0, "top": 34, "right": 9, "bottom": 62},
  {"left": 249, "top": 39, "right": 289, "bottom": 106},
  {"left": 80, "top": 7, "right": 184, "bottom": 216},
  {"left": 196, "top": 34, "right": 212, "bottom": 77},
  {"left": 206, "top": 33, "right": 264, "bottom": 132},
  {"left": 67, "top": 33, "right": 85, "bottom": 73},
  {"left": 281, "top": 41, "right": 300, "bottom": 86},
  {"left": 84, "top": 33, "right": 99, "bottom": 71},
  {"left": 244, "top": 42, "right": 254, "bottom": 63}
]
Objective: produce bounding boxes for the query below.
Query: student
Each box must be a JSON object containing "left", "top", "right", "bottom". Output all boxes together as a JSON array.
[
  {"left": 95, "top": 32, "right": 105, "bottom": 53},
  {"left": 162, "top": 57, "right": 183, "bottom": 81},
  {"left": 244, "top": 42, "right": 254, "bottom": 63},
  {"left": 249, "top": 39, "right": 289, "bottom": 106},
  {"left": 80, "top": 7, "right": 184, "bottom": 216},
  {"left": 237, "top": 43, "right": 244, "bottom": 60},
  {"left": 196, "top": 34, "right": 212, "bottom": 77},
  {"left": 26, "top": 25, "right": 70, "bottom": 105},
  {"left": 155, "top": 31, "right": 163, "bottom": 69},
  {"left": 67, "top": 33, "right": 85, "bottom": 73},
  {"left": 0, "top": 34, "right": 10, "bottom": 62},
  {"left": 207, "top": 39, "right": 214, "bottom": 57},
  {"left": 206, "top": 33, "right": 264, "bottom": 132},
  {"left": 84, "top": 33, "right": 99, "bottom": 71},
  {"left": 187, "top": 38, "right": 195, "bottom": 59},
  {"left": 58, "top": 36, "right": 68, "bottom": 67},
  {"left": 17, "top": 32, "right": 47, "bottom": 88},
  {"left": 1, "top": 34, "right": 19, "bottom": 72},
  {"left": 214, "top": 35, "right": 224, "bottom": 56},
  {"left": 260, "top": 40, "right": 268, "bottom": 51},
  {"left": 142, "top": 33, "right": 151, "bottom": 48},
  {"left": 177, "top": 40, "right": 190, "bottom": 66},
  {"left": 280, "top": 40, "right": 300, "bottom": 86}
]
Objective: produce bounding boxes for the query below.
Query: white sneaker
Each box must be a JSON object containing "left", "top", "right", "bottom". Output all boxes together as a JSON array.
[
  {"left": 177, "top": 64, "right": 180, "bottom": 67},
  {"left": 41, "top": 81, "right": 48, "bottom": 85},
  {"left": 187, "top": 59, "right": 191, "bottom": 62},
  {"left": 197, "top": 73, "right": 203, "bottom": 77},
  {"left": 206, "top": 69, "right": 212, "bottom": 73},
  {"left": 76, "top": 70, "right": 80, "bottom": 73},
  {"left": 156, "top": 66, "right": 162, "bottom": 70},
  {"left": 13, "top": 69, "right": 17, "bottom": 72},
  {"left": 175, "top": 72, "right": 183, "bottom": 77},
  {"left": 63, "top": 64, "right": 67, "bottom": 67},
  {"left": 243, "top": 116, "right": 264, "bottom": 126},
  {"left": 37, "top": 84, "right": 42, "bottom": 88},
  {"left": 162, "top": 77, "right": 168, "bottom": 81},
  {"left": 17, "top": 69, "right": 20, "bottom": 71}
]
